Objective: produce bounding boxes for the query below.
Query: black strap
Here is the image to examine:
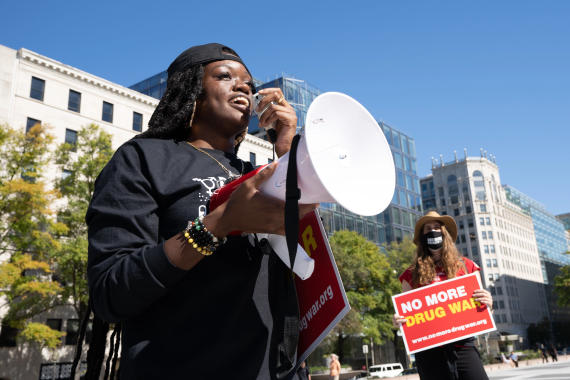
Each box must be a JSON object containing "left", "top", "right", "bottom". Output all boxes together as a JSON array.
[{"left": 275, "top": 133, "right": 302, "bottom": 378}]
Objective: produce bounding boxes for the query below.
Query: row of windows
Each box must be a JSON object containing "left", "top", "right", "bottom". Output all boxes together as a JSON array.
[
  {"left": 392, "top": 207, "right": 421, "bottom": 229},
  {"left": 319, "top": 209, "right": 388, "bottom": 245},
  {"left": 27, "top": 118, "right": 79, "bottom": 152},
  {"left": 396, "top": 170, "right": 421, "bottom": 193},
  {"left": 382, "top": 124, "right": 416, "bottom": 157},
  {"left": 30, "top": 77, "right": 144, "bottom": 132},
  {"left": 392, "top": 189, "right": 422, "bottom": 212},
  {"left": 481, "top": 231, "right": 493, "bottom": 239},
  {"left": 394, "top": 152, "right": 418, "bottom": 175},
  {"left": 248, "top": 152, "right": 273, "bottom": 166}
]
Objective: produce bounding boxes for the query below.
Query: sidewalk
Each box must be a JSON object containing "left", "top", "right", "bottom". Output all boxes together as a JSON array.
[{"left": 377, "top": 354, "right": 569, "bottom": 380}]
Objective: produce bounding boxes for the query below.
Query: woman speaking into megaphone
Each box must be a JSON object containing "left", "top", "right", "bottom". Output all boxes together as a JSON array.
[{"left": 83, "top": 43, "right": 317, "bottom": 380}]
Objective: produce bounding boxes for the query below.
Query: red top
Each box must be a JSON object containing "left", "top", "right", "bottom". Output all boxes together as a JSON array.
[{"left": 399, "top": 258, "right": 481, "bottom": 289}]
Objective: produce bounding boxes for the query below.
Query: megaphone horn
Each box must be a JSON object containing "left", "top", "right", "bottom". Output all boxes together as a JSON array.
[{"left": 209, "top": 92, "right": 395, "bottom": 279}]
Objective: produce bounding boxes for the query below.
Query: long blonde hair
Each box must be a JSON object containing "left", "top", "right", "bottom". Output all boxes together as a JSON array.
[{"left": 411, "top": 223, "right": 462, "bottom": 287}]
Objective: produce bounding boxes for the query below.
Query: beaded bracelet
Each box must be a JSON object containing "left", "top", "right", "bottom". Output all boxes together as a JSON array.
[{"left": 183, "top": 216, "right": 226, "bottom": 256}]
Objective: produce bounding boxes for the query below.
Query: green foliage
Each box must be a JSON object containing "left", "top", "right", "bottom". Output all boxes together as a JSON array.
[
  {"left": 52, "top": 123, "right": 114, "bottom": 319},
  {"left": 480, "top": 351, "right": 498, "bottom": 365},
  {"left": 519, "top": 349, "right": 541, "bottom": 361},
  {"left": 527, "top": 317, "right": 551, "bottom": 347},
  {"left": 325, "top": 230, "right": 394, "bottom": 362},
  {"left": 19, "top": 322, "right": 65, "bottom": 349},
  {"left": 0, "top": 123, "right": 113, "bottom": 348},
  {"left": 553, "top": 252, "right": 570, "bottom": 307}
]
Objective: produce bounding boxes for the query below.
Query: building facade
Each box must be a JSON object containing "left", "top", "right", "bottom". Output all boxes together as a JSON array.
[
  {"left": 503, "top": 186, "right": 570, "bottom": 343},
  {"left": 420, "top": 150, "right": 549, "bottom": 347},
  {"left": 0, "top": 44, "right": 274, "bottom": 380}
]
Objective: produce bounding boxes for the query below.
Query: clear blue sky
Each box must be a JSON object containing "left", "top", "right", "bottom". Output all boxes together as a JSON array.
[{"left": 2, "top": 1, "right": 568, "bottom": 214}]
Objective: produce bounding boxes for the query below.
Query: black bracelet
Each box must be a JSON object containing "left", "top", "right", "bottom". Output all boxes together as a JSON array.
[{"left": 183, "top": 216, "right": 226, "bottom": 256}]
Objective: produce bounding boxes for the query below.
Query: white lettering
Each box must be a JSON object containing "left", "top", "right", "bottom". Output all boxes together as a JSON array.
[
  {"left": 412, "top": 299, "right": 422, "bottom": 310},
  {"left": 457, "top": 286, "right": 467, "bottom": 297},
  {"left": 437, "top": 291, "right": 449, "bottom": 302},
  {"left": 447, "top": 289, "right": 459, "bottom": 300},
  {"left": 402, "top": 301, "right": 413, "bottom": 314},
  {"left": 425, "top": 294, "right": 438, "bottom": 306}
]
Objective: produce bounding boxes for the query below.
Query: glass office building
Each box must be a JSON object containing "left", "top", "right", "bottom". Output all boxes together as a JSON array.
[
  {"left": 503, "top": 185, "right": 569, "bottom": 267},
  {"left": 129, "top": 71, "right": 168, "bottom": 100}
]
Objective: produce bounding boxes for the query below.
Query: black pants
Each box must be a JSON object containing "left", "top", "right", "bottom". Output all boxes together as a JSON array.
[{"left": 416, "top": 345, "right": 489, "bottom": 380}]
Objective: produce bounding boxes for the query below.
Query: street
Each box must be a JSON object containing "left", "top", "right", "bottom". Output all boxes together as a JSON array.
[{"left": 488, "top": 360, "right": 570, "bottom": 380}]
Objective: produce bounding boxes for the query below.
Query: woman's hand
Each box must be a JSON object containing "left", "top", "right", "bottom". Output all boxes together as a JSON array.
[
  {"left": 392, "top": 314, "right": 407, "bottom": 329},
  {"left": 473, "top": 289, "right": 493, "bottom": 311},
  {"left": 255, "top": 88, "right": 297, "bottom": 158},
  {"left": 205, "top": 162, "right": 318, "bottom": 237}
]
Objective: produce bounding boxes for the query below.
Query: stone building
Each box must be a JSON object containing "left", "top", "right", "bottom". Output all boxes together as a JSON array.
[{"left": 420, "top": 150, "right": 549, "bottom": 351}]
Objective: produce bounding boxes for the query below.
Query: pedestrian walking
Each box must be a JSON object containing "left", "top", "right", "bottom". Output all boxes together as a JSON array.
[
  {"left": 548, "top": 344, "right": 558, "bottom": 362},
  {"left": 329, "top": 354, "right": 341, "bottom": 380},
  {"left": 540, "top": 344, "right": 549, "bottom": 363},
  {"left": 392, "top": 212, "right": 493, "bottom": 380},
  {"left": 78, "top": 43, "right": 308, "bottom": 380},
  {"left": 510, "top": 351, "right": 519, "bottom": 368},
  {"left": 297, "top": 361, "right": 311, "bottom": 380}
]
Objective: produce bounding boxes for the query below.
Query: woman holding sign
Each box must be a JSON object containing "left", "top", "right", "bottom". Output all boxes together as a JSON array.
[{"left": 392, "top": 212, "right": 493, "bottom": 380}]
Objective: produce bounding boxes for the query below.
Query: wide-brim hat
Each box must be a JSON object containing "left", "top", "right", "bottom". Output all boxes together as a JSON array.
[{"left": 413, "top": 211, "right": 458, "bottom": 246}]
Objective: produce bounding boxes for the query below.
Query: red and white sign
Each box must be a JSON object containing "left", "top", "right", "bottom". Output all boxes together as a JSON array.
[
  {"left": 392, "top": 273, "right": 496, "bottom": 354},
  {"left": 295, "top": 210, "right": 350, "bottom": 364}
]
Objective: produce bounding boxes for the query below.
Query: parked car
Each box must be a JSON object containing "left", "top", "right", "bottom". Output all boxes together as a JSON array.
[
  {"left": 369, "top": 363, "right": 404, "bottom": 378},
  {"left": 398, "top": 368, "right": 419, "bottom": 376}
]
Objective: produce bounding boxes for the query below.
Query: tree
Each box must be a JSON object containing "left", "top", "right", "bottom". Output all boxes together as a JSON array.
[
  {"left": 327, "top": 230, "right": 394, "bottom": 363},
  {"left": 52, "top": 123, "right": 114, "bottom": 321},
  {"left": 527, "top": 317, "right": 551, "bottom": 347},
  {"left": 0, "top": 122, "right": 67, "bottom": 345},
  {"left": 553, "top": 252, "right": 570, "bottom": 307},
  {"left": 384, "top": 237, "right": 416, "bottom": 364}
]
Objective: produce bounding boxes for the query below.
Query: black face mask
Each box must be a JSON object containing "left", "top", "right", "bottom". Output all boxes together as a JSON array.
[{"left": 424, "top": 230, "right": 443, "bottom": 251}]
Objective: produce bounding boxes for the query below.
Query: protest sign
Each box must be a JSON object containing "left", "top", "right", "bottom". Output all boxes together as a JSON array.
[
  {"left": 392, "top": 272, "right": 496, "bottom": 354},
  {"left": 295, "top": 210, "right": 350, "bottom": 365}
]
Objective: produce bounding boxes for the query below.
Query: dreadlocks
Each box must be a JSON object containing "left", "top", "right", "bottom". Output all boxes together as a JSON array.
[
  {"left": 72, "top": 46, "right": 255, "bottom": 380},
  {"left": 133, "top": 46, "right": 255, "bottom": 154}
]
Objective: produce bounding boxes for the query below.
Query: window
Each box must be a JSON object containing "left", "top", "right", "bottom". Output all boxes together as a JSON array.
[
  {"left": 497, "top": 287, "right": 503, "bottom": 295},
  {"left": 0, "top": 322, "right": 18, "bottom": 347},
  {"left": 411, "top": 159, "right": 418, "bottom": 175},
  {"left": 486, "top": 259, "right": 491, "bottom": 267},
  {"left": 401, "top": 135, "right": 409, "bottom": 154},
  {"left": 472, "top": 246, "right": 479, "bottom": 255},
  {"left": 480, "top": 204, "right": 487, "bottom": 212},
  {"left": 490, "top": 245, "right": 495, "bottom": 253},
  {"left": 393, "top": 208, "right": 401, "bottom": 225},
  {"left": 62, "top": 170, "right": 72, "bottom": 179},
  {"left": 399, "top": 190, "right": 408, "bottom": 207},
  {"left": 395, "top": 228, "right": 403, "bottom": 243},
  {"left": 249, "top": 152, "right": 256, "bottom": 165},
  {"left": 404, "top": 156, "right": 411, "bottom": 172},
  {"left": 484, "top": 245, "right": 490, "bottom": 254},
  {"left": 486, "top": 217, "right": 491, "bottom": 225},
  {"left": 480, "top": 218, "right": 485, "bottom": 226},
  {"left": 494, "top": 315, "right": 501, "bottom": 324},
  {"left": 468, "top": 219, "right": 474, "bottom": 228},
  {"left": 490, "top": 287, "right": 496, "bottom": 295},
  {"left": 460, "top": 234, "right": 466, "bottom": 243},
  {"left": 470, "top": 233, "right": 476, "bottom": 241},
  {"left": 26, "top": 117, "right": 41, "bottom": 134},
  {"left": 499, "top": 300, "right": 505, "bottom": 309},
  {"left": 482, "top": 231, "right": 487, "bottom": 239},
  {"left": 133, "top": 112, "right": 143, "bottom": 132},
  {"left": 102, "top": 101, "right": 114, "bottom": 123},
  {"left": 397, "top": 170, "right": 405, "bottom": 187},
  {"left": 30, "top": 77, "right": 45, "bottom": 101},
  {"left": 488, "top": 231, "right": 493, "bottom": 239},
  {"left": 409, "top": 138, "right": 416, "bottom": 157},
  {"left": 458, "top": 221, "right": 464, "bottom": 230},
  {"left": 466, "top": 206, "right": 472, "bottom": 214},
  {"left": 405, "top": 174, "right": 413, "bottom": 190},
  {"left": 46, "top": 319, "right": 62, "bottom": 338},
  {"left": 392, "top": 130, "right": 401, "bottom": 149},
  {"left": 492, "top": 259, "right": 497, "bottom": 267},
  {"left": 383, "top": 125, "right": 392, "bottom": 145},
  {"left": 65, "top": 129, "right": 77, "bottom": 152},
  {"left": 268, "top": 158, "right": 273, "bottom": 164},
  {"left": 462, "top": 248, "right": 468, "bottom": 256},
  {"left": 442, "top": 211, "right": 447, "bottom": 216},
  {"left": 66, "top": 319, "right": 80, "bottom": 345},
  {"left": 394, "top": 152, "right": 403, "bottom": 169},
  {"left": 454, "top": 209, "right": 460, "bottom": 217},
  {"left": 473, "top": 170, "right": 486, "bottom": 200},
  {"left": 494, "top": 273, "right": 500, "bottom": 281},
  {"left": 488, "top": 273, "right": 494, "bottom": 282},
  {"left": 501, "top": 314, "right": 507, "bottom": 323},
  {"left": 402, "top": 210, "right": 411, "bottom": 227},
  {"left": 68, "top": 90, "right": 81, "bottom": 112}
]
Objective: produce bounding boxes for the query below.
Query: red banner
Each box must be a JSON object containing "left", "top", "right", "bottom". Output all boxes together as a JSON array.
[
  {"left": 392, "top": 273, "right": 496, "bottom": 354},
  {"left": 295, "top": 210, "right": 350, "bottom": 364}
]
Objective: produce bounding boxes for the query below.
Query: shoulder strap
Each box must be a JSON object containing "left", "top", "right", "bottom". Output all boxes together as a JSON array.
[{"left": 275, "top": 133, "right": 302, "bottom": 378}]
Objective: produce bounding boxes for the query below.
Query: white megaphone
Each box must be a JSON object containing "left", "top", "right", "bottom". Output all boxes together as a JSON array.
[{"left": 210, "top": 92, "right": 395, "bottom": 280}]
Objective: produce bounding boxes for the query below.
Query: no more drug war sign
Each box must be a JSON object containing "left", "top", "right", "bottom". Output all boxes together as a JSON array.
[{"left": 392, "top": 273, "right": 496, "bottom": 354}]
